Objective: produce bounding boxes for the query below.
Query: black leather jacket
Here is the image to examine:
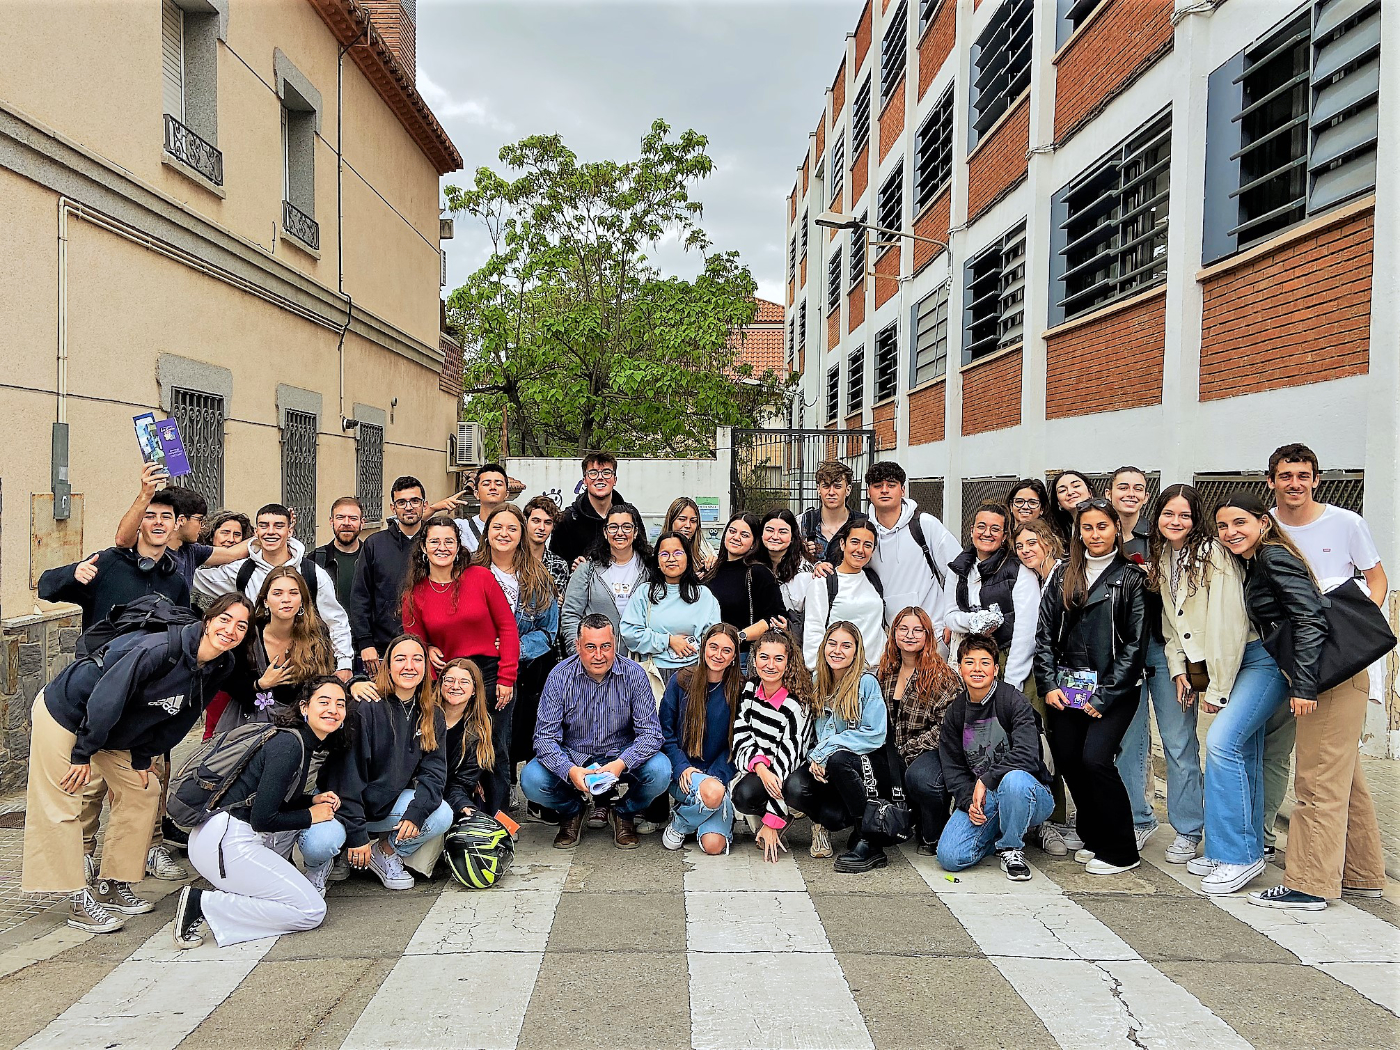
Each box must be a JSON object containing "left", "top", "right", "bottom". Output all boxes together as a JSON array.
[
  {"left": 1242, "top": 545, "right": 1328, "bottom": 700},
  {"left": 1032, "top": 555, "right": 1148, "bottom": 714}
]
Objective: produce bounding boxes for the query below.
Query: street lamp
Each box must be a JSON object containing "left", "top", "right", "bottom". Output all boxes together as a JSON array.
[{"left": 813, "top": 211, "right": 950, "bottom": 284}]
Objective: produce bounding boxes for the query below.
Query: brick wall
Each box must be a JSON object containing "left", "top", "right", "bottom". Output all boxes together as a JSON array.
[
  {"left": 828, "top": 308, "right": 841, "bottom": 349},
  {"left": 800, "top": 256, "right": 807, "bottom": 288},
  {"left": 798, "top": 347, "right": 805, "bottom": 375},
  {"left": 1, "top": 610, "right": 81, "bottom": 791},
  {"left": 879, "top": 81, "right": 905, "bottom": 163},
  {"left": 788, "top": 278, "right": 795, "bottom": 306},
  {"left": 873, "top": 401, "right": 896, "bottom": 450},
  {"left": 803, "top": 156, "right": 810, "bottom": 195},
  {"left": 961, "top": 350, "right": 1023, "bottom": 435},
  {"left": 790, "top": 191, "right": 797, "bottom": 223},
  {"left": 815, "top": 118, "right": 825, "bottom": 165},
  {"left": 1045, "top": 291, "right": 1165, "bottom": 418},
  {"left": 846, "top": 412, "right": 866, "bottom": 456},
  {"left": 918, "top": 0, "right": 956, "bottom": 101},
  {"left": 849, "top": 277, "right": 867, "bottom": 332},
  {"left": 874, "top": 245, "right": 900, "bottom": 309},
  {"left": 852, "top": 143, "right": 869, "bottom": 205},
  {"left": 439, "top": 333, "right": 464, "bottom": 398},
  {"left": 912, "top": 189, "right": 951, "bottom": 274},
  {"left": 967, "top": 95, "right": 1030, "bottom": 221},
  {"left": 855, "top": 1, "right": 873, "bottom": 72},
  {"left": 1053, "top": 0, "right": 1174, "bottom": 142},
  {"left": 833, "top": 59, "right": 847, "bottom": 119},
  {"left": 829, "top": 190, "right": 844, "bottom": 239},
  {"left": 361, "top": 0, "right": 415, "bottom": 79},
  {"left": 1200, "top": 208, "right": 1374, "bottom": 401},
  {"left": 909, "top": 380, "right": 946, "bottom": 444}
]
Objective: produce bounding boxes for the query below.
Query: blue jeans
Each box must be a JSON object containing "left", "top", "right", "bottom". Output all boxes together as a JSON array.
[
  {"left": 520, "top": 753, "right": 672, "bottom": 818},
  {"left": 299, "top": 790, "right": 453, "bottom": 867},
  {"left": 1202, "top": 641, "right": 1289, "bottom": 865},
  {"left": 669, "top": 774, "right": 734, "bottom": 846},
  {"left": 936, "top": 770, "right": 1054, "bottom": 871},
  {"left": 1116, "top": 637, "right": 1204, "bottom": 839}
]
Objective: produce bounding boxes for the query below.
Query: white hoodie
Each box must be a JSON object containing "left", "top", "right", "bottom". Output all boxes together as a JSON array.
[
  {"left": 194, "top": 537, "right": 353, "bottom": 670},
  {"left": 868, "top": 498, "right": 961, "bottom": 633}
]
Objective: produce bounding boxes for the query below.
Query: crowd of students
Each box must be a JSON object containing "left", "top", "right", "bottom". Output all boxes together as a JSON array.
[{"left": 21, "top": 442, "right": 1390, "bottom": 952}]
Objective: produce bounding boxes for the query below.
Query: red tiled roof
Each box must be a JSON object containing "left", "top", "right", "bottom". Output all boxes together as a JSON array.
[
  {"left": 730, "top": 325, "right": 787, "bottom": 378},
  {"left": 752, "top": 297, "right": 784, "bottom": 323}
]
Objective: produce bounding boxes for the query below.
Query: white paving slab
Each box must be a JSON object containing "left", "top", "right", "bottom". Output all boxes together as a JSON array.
[
  {"left": 686, "top": 889, "right": 830, "bottom": 953},
  {"left": 0, "top": 926, "right": 93, "bottom": 980},
  {"left": 1317, "top": 962, "right": 1400, "bottom": 1016},
  {"left": 901, "top": 841, "right": 1062, "bottom": 896},
  {"left": 683, "top": 842, "right": 807, "bottom": 892},
  {"left": 941, "top": 893, "right": 1140, "bottom": 961},
  {"left": 405, "top": 887, "right": 560, "bottom": 954}
]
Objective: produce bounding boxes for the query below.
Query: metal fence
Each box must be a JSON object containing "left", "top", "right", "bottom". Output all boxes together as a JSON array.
[
  {"left": 960, "top": 476, "right": 1020, "bottom": 537},
  {"left": 281, "top": 410, "right": 318, "bottom": 546},
  {"left": 1192, "top": 472, "right": 1365, "bottom": 516},
  {"left": 908, "top": 478, "right": 945, "bottom": 521},
  {"left": 730, "top": 428, "right": 877, "bottom": 517},
  {"left": 170, "top": 388, "right": 224, "bottom": 509},
  {"left": 356, "top": 422, "right": 385, "bottom": 523}
]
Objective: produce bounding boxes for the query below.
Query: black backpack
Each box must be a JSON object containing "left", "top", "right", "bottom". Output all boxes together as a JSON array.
[
  {"left": 825, "top": 568, "right": 885, "bottom": 627},
  {"left": 73, "top": 593, "right": 198, "bottom": 675},
  {"left": 906, "top": 515, "right": 946, "bottom": 589},
  {"left": 167, "top": 723, "right": 305, "bottom": 838},
  {"left": 236, "top": 559, "right": 319, "bottom": 606}
]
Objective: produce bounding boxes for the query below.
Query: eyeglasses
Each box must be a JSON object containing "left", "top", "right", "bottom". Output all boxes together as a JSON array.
[
  {"left": 585, "top": 470, "right": 616, "bottom": 480},
  {"left": 658, "top": 549, "right": 686, "bottom": 559},
  {"left": 393, "top": 497, "right": 425, "bottom": 509},
  {"left": 605, "top": 524, "right": 635, "bottom": 536},
  {"left": 1075, "top": 498, "right": 1114, "bottom": 513},
  {"left": 1010, "top": 498, "right": 1041, "bottom": 510},
  {"left": 896, "top": 625, "right": 926, "bottom": 636}
]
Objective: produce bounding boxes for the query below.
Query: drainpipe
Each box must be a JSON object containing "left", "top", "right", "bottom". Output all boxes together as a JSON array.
[{"left": 336, "top": 25, "right": 367, "bottom": 424}]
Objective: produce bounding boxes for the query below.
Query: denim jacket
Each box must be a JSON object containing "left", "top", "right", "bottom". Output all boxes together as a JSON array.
[{"left": 516, "top": 596, "right": 560, "bottom": 662}]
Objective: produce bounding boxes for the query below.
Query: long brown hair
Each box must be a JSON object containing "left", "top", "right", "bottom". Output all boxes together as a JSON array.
[
  {"left": 1214, "top": 490, "right": 1316, "bottom": 581},
  {"left": 750, "top": 627, "right": 815, "bottom": 710},
  {"left": 1011, "top": 517, "right": 1064, "bottom": 579},
  {"left": 1061, "top": 501, "right": 1124, "bottom": 609},
  {"left": 254, "top": 566, "right": 334, "bottom": 681},
  {"left": 876, "top": 606, "right": 959, "bottom": 696},
  {"left": 401, "top": 515, "right": 472, "bottom": 628},
  {"left": 435, "top": 657, "right": 494, "bottom": 771},
  {"left": 676, "top": 623, "right": 743, "bottom": 757},
  {"left": 373, "top": 634, "right": 439, "bottom": 751},
  {"left": 470, "top": 504, "right": 555, "bottom": 612},
  {"left": 814, "top": 621, "right": 867, "bottom": 723}
]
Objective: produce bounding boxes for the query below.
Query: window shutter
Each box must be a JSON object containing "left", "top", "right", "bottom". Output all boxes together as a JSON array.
[
  {"left": 162, "top": 0, "right": 184, "bottom": 120},
  {"left": 1307, "top": 0, "right": 1380, "bottom": 212}
]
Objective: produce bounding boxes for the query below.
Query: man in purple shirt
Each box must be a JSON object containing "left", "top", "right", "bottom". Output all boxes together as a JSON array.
[{"left": 523, "top": 614, "right": 670, "bottom": 850}]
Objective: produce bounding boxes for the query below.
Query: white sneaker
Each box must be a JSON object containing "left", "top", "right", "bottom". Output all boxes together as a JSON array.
[
  {"left": 1186, "top": 856, "right": 1218, "bottom": 877},
  {"left": 367, "top": 844, "right": 414, "bottom": 890},
  {"left": 1134, "top": 823, "right": 1159, "bottom": 852},
  {"left": 508, "top": 784, "right": 523, "bottom": 812},
  {"left": 1054, "top": 823, "right": 1085, "bottom": 851},
  {"left": 810, "top": 823, "right": 833, "bottom": 859},
  {"left": 1201, "top": 859, "right": 1266, "bottom": 895},
  {"left": 146, "top": 844, "right": 189, "bottom": 880},
  {"left": 83, "top": 853, "right": 96, "bottom": 886},
  {"left": 1000, "top": 848, "right": 1032, "bottom": 881},
  {"left": 1036, "top": 824, "right": 1068, "bottom": 857},
  {"left": 1085, "top": 858, "right": 1141, "bottom": 876},
  {"left": 634, "top": 818, "right": 663, "bottom": 835},
  {"left": 328, "top": 855, "right": 351, "bottom": 882},
  {"left": 1164, "top": 834, "right": 1200, "bottom": 865},
  {"left": 661, "top": 822, "right": 685, "bottom": 851},
  {"left": 305, "top": 858, "right": 334, "bottom": 898},
  {"left": 1074, "top": 848, "right": 1095, "bottom": 864}
]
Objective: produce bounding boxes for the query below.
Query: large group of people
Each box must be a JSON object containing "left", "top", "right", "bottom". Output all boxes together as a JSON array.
[{"left": 21, "top": 442, "right": 1390, "bottom": 953}]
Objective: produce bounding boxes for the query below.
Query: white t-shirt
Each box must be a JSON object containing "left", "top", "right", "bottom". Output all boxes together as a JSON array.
[
  {"left": 457, "top": 515, "right": 489, "bottom": 554},
  {"left": 602, "top": 556, "right": 643, "bottom": 616},
  {"left": 491, "top": 565, "right": 520, "bottom": 611},
  {"left": 1271, "top": 505, "right": 1380, "bottom": 591}
]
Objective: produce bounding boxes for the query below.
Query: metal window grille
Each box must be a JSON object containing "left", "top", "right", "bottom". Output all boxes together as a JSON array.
[
  {"left": 1056, "top": 0, "right": 1106, "bottom": 46},
  {"left": 798, "top": 300, "right": 807, "bottom": 349},
  {"left": 729, "top": 427, "right": 878, "bottom": 517},
  {"left": 1307, "top": 0, "right": 1379, "bottom": 212},
  {"left": 963, "top": 222, "right": 1026, "bottom": 361},
  {"left": 789, "top": 235, "right": 797, "bottom": 277},
  {"left": 170, "top": 388, "right": 224, "bottom": 509},
  {"left": 826, "top": 365, "right": 841, "bottom": 423},
  {"left": 828, "top": 249, "right": 843, "bottom": 312},
  {"left": 356, "top": 421, "right": 385, "bottom": 523},
  {"left": 877, "top": 164, "right": 903, "bottom": 239},
  {"left": 283, "top": 199, "right": 320, "bottom": 250},
  {"left": 800, "top": 210, "right": 808, "bottom": 259},
  {"left": 919, "top": 0, "right": 942, "bottom": 35},
  {"left": 969, "top": 0, "right": 1033, "bottom": 149},
  {"left": 913, "top": 283, "right": 949, "bottom": 385},
  {"left": 1052, "top": 110, "right": 1171, "bottom": 324},
  {"left": 788, "top": 316, "right": 796, "bottom": 355},
  {"left": 961, "top": 476, "right": 1019, "bottom": 537},
  {"left": 281, "top": 410, "right": 318, "bottom": 546},
  {"left": 850, "top": 213, "right": 868, "bottom": 284},
  {"left": 830, "top": 132, "right": 845, "bottom": 203},
  {"left": 164, "top": 114, "right": 223, "bottom": 186},
  {"left": 1192, "top": 471, "right": 1364, "bottom": 516},
  {"left": 881, "top": 0, "right": 909, "bottom": 105},
  {"left": 915, "top": 87, "right": 954, "bottom": 212},
  {"left": 847, "top": 346, "right": 865, "bottom": 414},
  {"left": 874, "top": 323, "right": 899, "bottom": 402},
  {"left": 909, "top": 477, "right": 945, "bottom": 520},
  {"left": 852, "top": 77, "right": 872, "bottom": 154}
]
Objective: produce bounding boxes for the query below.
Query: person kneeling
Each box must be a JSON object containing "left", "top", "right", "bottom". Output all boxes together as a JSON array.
[
  {"left": 937, "top": 635, "right": 1054, "bottom": 882},
  {"left": 172, "top": 677, "right": 350, "bottom": 948},
  {"left": 522, "top": 615, "right": 671, "bottom": 850}
]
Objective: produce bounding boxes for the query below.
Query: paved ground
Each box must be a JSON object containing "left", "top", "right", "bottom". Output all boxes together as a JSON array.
[{"left": 0, "top": 807, "right": 1395, "bottom": 1050}]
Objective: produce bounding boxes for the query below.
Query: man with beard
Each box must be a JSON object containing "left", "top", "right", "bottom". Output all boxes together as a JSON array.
[
  {"left": 310, "top": 497, "right": 366, "bottom": 609},
  {"left": 349, "top": 477, "right": 428, "bottom": 676},
  {"left": 551, "top": 452, "right": 625, "bottom": 571}
]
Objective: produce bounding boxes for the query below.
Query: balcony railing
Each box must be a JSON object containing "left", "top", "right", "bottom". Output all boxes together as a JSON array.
[
  {"left": 282, "top": 200, "right": 320, "bottom": 250},
  {"left": 163, "top": 113, "right": 223, "bottom": 186}
]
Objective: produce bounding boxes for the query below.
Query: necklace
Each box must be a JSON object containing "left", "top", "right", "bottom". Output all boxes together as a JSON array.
[{"left": 428, "top": 577, "right": 454, "bottom": 593}]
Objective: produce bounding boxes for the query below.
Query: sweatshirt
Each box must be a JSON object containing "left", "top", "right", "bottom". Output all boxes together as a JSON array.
[
  {"left": 802, "top": 570, "right": 886, "bottom": 671},
  {"left": 730, "top": 680, "right": 813, "bottom": 829},
  {"left": 939, "top": 680, "right": 1050, "bottom": 811},
  {"left": 349, "top": 521, "right": 418, "bottom": 652},
  {"left": 39, "top": 546, "right": 190, "bottom": 632},
  {"left": 809, "top": 671, "right": 887, "bottom": 764},
  {"left": 659, "top": 672, "right": 737, "bottom": 784},
  {"left": 621, "top": 583, "right": 723, "bottom": 669},
  {"left": 867, "top": 499, "right": 961, "bottom": 631},
  {"left": 552, "top": 488, "right": 626, "bottom": 568},
  {"left": 401, "top": 567, "right": 521, "bottom": 687}
]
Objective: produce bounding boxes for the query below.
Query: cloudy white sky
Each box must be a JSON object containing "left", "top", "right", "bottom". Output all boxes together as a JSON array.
[{"left": 416, "top": 0, "right": 860, "bottom": 304}]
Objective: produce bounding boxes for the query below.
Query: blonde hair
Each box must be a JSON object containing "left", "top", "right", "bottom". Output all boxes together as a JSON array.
[{"left": 814, "top": 621, "right": 867, "bottom": 723}]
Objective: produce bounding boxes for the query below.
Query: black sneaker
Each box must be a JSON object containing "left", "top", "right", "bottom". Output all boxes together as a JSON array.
[
  {"left": 1262, "top": 845, "right": 1277, "bottom": 862},
  {"left": 172, "top": 886, "right": 206, "bottom": 949},
  {"left": 833, "top": 837, "right": 888, "bottom": 874},
  {"left": 1248, "top": 884, "right": 1326, "bottom": 911},
  {"left": 1000, "top": 848, "right": 1032, "bottom": 882}
]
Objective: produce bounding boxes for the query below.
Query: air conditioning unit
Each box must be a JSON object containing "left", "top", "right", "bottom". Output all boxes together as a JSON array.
[{"left": 450, "top": 421, "right": 484, "bottom": 469}]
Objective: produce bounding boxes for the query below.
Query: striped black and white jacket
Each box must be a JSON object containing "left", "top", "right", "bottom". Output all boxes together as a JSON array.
[{"left": 730, "top": 679, "right": 815, "bottom": 825}]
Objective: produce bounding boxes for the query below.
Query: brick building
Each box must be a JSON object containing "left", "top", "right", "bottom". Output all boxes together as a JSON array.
[{"left": 785, "top": 0, "right": 1397, "bottom": 754}]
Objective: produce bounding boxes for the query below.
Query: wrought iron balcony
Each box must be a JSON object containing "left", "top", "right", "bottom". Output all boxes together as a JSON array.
[
  {"left": 163, "top": 113, "right": 223, "bottom": 186},
  {"left": 282, "top": 200, "right": 320, "bottom": 250}
]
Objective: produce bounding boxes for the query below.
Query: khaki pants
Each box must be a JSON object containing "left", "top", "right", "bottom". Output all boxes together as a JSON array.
[
  {"left": 1284, "top": 672, "right": 1385, "bottom": 899},
  {"left": 22, "top": 694, "right": 161, "bottom": 893}
]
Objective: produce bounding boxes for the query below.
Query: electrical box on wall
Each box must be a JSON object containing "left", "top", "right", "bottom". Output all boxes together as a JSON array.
[{"left": 51, "top": 422, "right": 71, "bottom": 520}]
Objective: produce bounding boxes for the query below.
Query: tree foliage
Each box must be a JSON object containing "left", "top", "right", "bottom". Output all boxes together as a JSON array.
[{"left": 444, "top": 119, "right": 792, "bottom": 457}]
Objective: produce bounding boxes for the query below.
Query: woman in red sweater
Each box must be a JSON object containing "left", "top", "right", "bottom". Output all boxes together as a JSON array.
[{"left": 400, "top": 515, "right": 520, "bottom": 814}]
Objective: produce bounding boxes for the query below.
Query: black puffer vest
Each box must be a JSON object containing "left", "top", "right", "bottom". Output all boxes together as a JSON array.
[{"left": 950, "top": 545, "right": 1020, "bottom": 650}]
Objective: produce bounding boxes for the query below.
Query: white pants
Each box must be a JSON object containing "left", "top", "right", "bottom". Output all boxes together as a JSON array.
[{"left": 188, "top": 812, "right": 326, "bottom": 947}]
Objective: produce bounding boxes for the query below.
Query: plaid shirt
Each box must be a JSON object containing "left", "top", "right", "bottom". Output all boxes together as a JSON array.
[
  {"left": 544, "top": 550, "right": 570, "bottom": 614},
  {"left": 879, "top": 665, "right": 962, "bottom": 765}
]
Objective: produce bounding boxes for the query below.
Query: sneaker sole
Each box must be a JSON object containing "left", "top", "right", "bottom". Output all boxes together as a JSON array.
[
  {"left": 1341, "top": 887, "right": 1384, "bottom": 898},
  {"left": 101, "top": 901, "right": 155, "bottom": 915},
  {"left": 372, "top": 875, "right": 415, "bottom": 890},
  {"left": 810, "top": 849, "right": 833, "bottom": 859},
  {"left": 1085, "top": 861, "right": 1141, "bottom": 876},
  {"left": 1003, "top": 869, "right": 1033, "bottom": 881},
  {"left": 146, "top": 866, "right": 190, "bottom": 881},
  {"left": 1040, "top": 844, "right": 1068, "bottom": 857},
  {"left": 1249, "top": 896, "right": 1326, "bottom": 911},
  {"left": 68, "top": 916, "right": 124, "bottom": 934},
  {"left": 1202, "top": 871, "right": 1265, "bottom": 895},
  {"left": 1164, "top": 853, "right": 1197, "bottom": 865},
  {"left": 833, "top": 854, "right": 889, "bottom": 874}
]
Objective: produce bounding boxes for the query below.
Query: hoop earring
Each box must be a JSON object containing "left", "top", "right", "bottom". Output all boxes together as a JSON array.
[{"left": 295, "top": 608, "right": 305, "bottom": 618}]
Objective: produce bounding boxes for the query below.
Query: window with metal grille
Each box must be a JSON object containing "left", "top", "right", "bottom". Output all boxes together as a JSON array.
[
  {"left": 969, "top": 0, "right": 1033, "bottom": 150},
  {"left": 788, "top": 315, "right": 796, "bottom": 355},
  {"left": 827, "top": 365, "right": 841, "bottom": 422},
  {"left": 279, "top": 64, "right": 319, "bottom": 249},
  {"left": 161, "top": 0, "right": 221, "bottom": 185},
  {"left": 852, "top": 77, "right": 872, "bottom": 154},
  {"left": 1203, "top": 0, "right": 1380, "bottom": 263},
  {"left": 908, "top": 477, "right": 944, "bottom": 519},
  {"left": 170, "top": 388, "right": 225, "bottom": 509},
  {"left": 915, "top": 87, "right": 955, "bottom": 213},
  {"left": 912, "top": 283, "right": 949, "bottom": 385},
  {"left": 874, "top": 324, "right": 899, "bottom": 403},
  {"left": 1191, "top": 471, "right": 1364, "bottom": 516},
  {"left": 789, "top": 235, "right": 797, "bottom": 277},
  {"left": 356, "top": 421, "right": 385, "bottom": 523},
  {"left": 281, "top": 410, "right": 318, "bottom": 546},
  {"left": 881, "top": 0, "right": 909, "bottom": 105},
  {"left": 828, "top": 249, "right": 843, "bottom": 312},
  {"left": 1055, "top": 0, "right": 1107, "bottom": 47},
  {"left": 798, "top": 300, "right": 807, "bottom": 349},
  {"left": 961, "top": 476, "right": 1018, "bottom": 537},
  {"left": 847, "top": 346, "right": 865, "bottom": 414},
  {"left": 850, "top": 212, "right": 868, "bottom": 284},
  {"left": 877, "top": 163, "right": 903, "bottom": 243},
  {"left": 800, "top": 211, "right": 809, "bottom": 260},
  {"left": 1049, "top": 110, "right": 1171, "bottom": 326},
  {"left": 830, "top": 132, "right": 845, "bottom": 203},
  {"left": 963, "top": 222, "right": 1026, "bottom": 361},
  {"left": 919, "top": 0, "right": 943, "bottom": 35}
]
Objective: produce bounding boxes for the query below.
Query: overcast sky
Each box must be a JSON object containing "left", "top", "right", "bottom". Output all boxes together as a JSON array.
[{"left": 416, "top": 0, "right": 859, "bottom": 304}]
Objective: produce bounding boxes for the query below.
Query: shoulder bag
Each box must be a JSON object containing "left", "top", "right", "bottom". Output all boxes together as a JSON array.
[
  {"left": 1261, "top": 577, "right": 1395, "bottom": 695},
  {"left": 859, "top": 747, "right": 912, "bottom": 844}
]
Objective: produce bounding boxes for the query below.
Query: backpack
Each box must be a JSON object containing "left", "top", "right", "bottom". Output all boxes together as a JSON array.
[
  {"left": 825, "top": 567, "right": 884, "bottom": 628},
  {"left": 237, "top": 559, "right": 319, "bottom": 606},
  {"left": 906, "top": 515, "right": 946, "bottom": 589},
  {"left": 166, "top": 723, "right": 305, "bottom": 836},
  {"left": 73, "top": 593, "right": 198, "bottom": 675}
]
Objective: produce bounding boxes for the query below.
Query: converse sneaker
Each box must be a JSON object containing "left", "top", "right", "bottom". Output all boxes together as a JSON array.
[
  {"left": 1000, "top": 849, "right": 1032, "bottom": 881},
  {"left": 1186, "top": 856, "right": 1219, "bottom": 877},
  {"left": 146, "top": 844, "right": 189, "bottom": 881},
  {"left": 305, "top": 858, "right": 334, "bottom": 898},
  {"left": 1036, "top": 823, "right": 1068, "bottom": 857},
  {"left": 67, "top": 888, "right": 124, "bottom": 933},
  {"left": 1134, "top": 822, "right": 1159, "bottom": 852},
  {"left": 1249, "top": 884, "right": 1326, "bottom": 911},
  {"left": 83, "top": 852, "right": 96, "bottom": 886},
  {"left": 661, "top": 821, "right": 686, "bottom": 852},
  {"left": 171, "top": 886, "right": 206, "bottom": 950},
  {"left": 1074, "top": 848, "right": 1095, "bottom": 864},
  {"left": 1201, "top": 859, "right": 1265, "bottom": 895},
  {"left": 328, "top": 855, "right": 351, "bottom": 882},
  {"left": 1341, "top": 885, "right": 1384, "bottom": 899},
  {"left": 1164, "top": 834, "right": 1200, "bottom": 865},
  {"left": 1054, "top": 823, "right": 1085, "bottom": 851},
  {"left": 92, "top": 878, "right": 154, "bottom": 915},
  {"left": 1085, "top": 858, "right": 1141, "bottom": 876},
  {"left": 809, "top": 823, "right": 833, "bottom": 859},
  {"left": 367, "top": 843, "right": 415, "bottom": 890},
  {"left": 508, "top": 784, "right": 523, "bottom": 812}
]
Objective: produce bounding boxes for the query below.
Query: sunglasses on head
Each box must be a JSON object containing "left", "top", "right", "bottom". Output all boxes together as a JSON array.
[{"left": 1075, "top": 498, "right": 1114, "bottom": 513}]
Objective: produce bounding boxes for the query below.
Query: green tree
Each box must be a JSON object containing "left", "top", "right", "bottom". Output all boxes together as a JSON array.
[{"left": 444, "top": 119, "right": 792, "bottom": 457}]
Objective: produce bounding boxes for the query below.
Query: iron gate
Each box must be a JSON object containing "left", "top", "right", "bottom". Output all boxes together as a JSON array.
[
  {"left": 1192, "top": 472, "right": 1364, "bottom": 516},
  {"left": 281, "top": 409, "right": 318, "bottom": 546},
  {"left": 730, "top": 428, "right": 878, "bottom": 517}
]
